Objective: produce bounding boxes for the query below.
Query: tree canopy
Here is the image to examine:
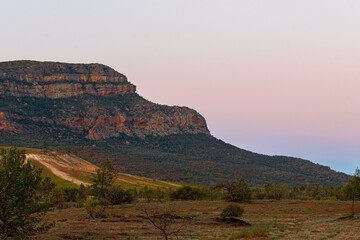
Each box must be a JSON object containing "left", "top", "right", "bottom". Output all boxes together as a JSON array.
[
  {"left": 0, "top": 146, "right": 53, "bottom": 239},
  {"left": 90, "top": 159, "right": 117, "bottom": 198},
  {"left": 343, "top": 168, "right": 360, "bottom": 217}
]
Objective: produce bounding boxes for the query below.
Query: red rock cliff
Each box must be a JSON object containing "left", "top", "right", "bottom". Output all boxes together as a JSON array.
[
  {"left": 0, "top": 60, "right": 210, "bottom": 139},
  {"left": 0, "top": 61, "right": 135, "bottom": 98}
]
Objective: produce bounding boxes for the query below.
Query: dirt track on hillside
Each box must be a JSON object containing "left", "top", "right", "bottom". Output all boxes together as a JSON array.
[
  {"left": 25, "top": 151, "right": 181, "bottom": 188},
  {"left": 26, "top": 154, "right": 90, "bottom": 186}
]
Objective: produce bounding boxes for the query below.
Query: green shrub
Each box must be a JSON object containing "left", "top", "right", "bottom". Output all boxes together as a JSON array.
[
  {"left": 50, "top": 185, "right": 87, "bottom": 208},
  {"left": 169, "top": 185, "right": 209, "bottom": 200},
  {"left": 63, "top": 187, "right": 80, "bottom": 202},
  {"left": 140, "top": 186, "right": 165, "bottom": 202},
  {"left": 220, "top": 204, "right": 244, "bottom": 219},
  {"left": 76, "top": 184, "right": 87, "bottom": 207},
  {"left": 264, "top": 183, "right": 288, "bottom": 200},
  {"left": 229, "top": 226, "right": 269, "bottom": 239},
  {"left": 231, "top": 181, "right": 252, "bottom": 203},
  {"left": 39, "top": 176, "right": 56, "bottom": 196},
  {"left": 103, "top": 185, "right": 134, "bottom": 205},
  {"left": 0, "top": 146, "right": 54, "bottom": 238},
  {"left": 50, "top": 188, "right": 66, "bottom": 209},
  {"left": 141, "top": 186, "right": 155, "bottom": 202},
  {"left": 85, "top": 199, "right": 105, "bottom": 218},
  {"left": 252, "top": 187, "right": 266, "bottom": 200}
]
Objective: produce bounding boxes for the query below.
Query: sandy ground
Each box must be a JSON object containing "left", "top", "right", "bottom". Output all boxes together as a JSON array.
[{"left": 26, "top": 154, "right": 91, "bottom": 186}]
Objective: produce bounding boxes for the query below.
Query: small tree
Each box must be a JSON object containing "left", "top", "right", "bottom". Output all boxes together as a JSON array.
[
  {"left": 343, "top": 168, "right": 360, "bottom": 217},
  {"left": 231, "top": 181, "right": 252, "bottom": 203},
  {"left": 216, "top": 179, "right": 251, "bottom": 203},
  {"left": 90, "top": 159, "right": 117, "bottom": 199},
  {"left": 264, "top": 182, "right": 284, "bottom": 200},
  {"left": 39, "top": 176, "right": 56, "bottom": 196},
  {"left": 140, "top": 204, "right": 187, "bottom": 240},
  {"left": 0, "top": 146, "right": 54, "bottom": 239}
]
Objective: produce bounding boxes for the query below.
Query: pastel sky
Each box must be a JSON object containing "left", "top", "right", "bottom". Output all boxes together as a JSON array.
[{"left": 1, "top": 0, "right": 359, "bottom": 174}]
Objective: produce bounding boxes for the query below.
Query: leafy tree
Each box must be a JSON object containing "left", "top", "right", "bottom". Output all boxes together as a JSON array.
[
  {"left": 343, "top": 168, "right": 360, "bottom": 217},
  {"left": 0, "top": 146, "right": 54, "bottom": 239},
  {"left": 216, "top": 179, "right": 251, "bottom": 202},
  {"left": 252, "top": 187, "right": 266, "bottom": 200},
  {"left": 231, "top": 181, "right": 252, "bottom": 203},
  {"left": 289, "top": 186, "right": 303, "bottom": 199},
  {"left": 264, "top": 182, "right": 285, "bottom": 200},
  {"left": 330, "top": 186, "right": 344, "bottom": 200},
  {"left": 90, "top": 159, "right": 117, "bottom": 198}
]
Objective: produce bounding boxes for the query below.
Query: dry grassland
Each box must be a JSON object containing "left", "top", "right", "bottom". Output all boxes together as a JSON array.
[{"left": 37, "top": 200, "right": 360, "bottom": 239}]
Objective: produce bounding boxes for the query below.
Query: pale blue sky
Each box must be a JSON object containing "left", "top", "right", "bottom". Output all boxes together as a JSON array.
[{"left": 1, "top": 0, "right": 360, "bottom": 174}]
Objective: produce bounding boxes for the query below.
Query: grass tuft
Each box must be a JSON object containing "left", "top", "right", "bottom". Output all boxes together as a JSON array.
[{"left": 228, "top": 226, "right": 269, "bottom": 239}]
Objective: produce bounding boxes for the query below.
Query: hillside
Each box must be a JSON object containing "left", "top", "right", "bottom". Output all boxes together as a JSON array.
[
  {"left": 0, "top": 60, "right": 349, "bottom": 186},
  {"left": 1, "top": 146, "right": 180, "bottom": 189}
]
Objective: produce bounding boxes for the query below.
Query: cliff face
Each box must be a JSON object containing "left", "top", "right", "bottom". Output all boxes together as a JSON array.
[
  {"left": 83, "top": 105, "right": 208, "bottom": 140},
  {"left": 0, "top": 61, "right": 135, "bottom": 98},
  {"left": 0, "top": 60, "right": 210, "bottom": 139}
]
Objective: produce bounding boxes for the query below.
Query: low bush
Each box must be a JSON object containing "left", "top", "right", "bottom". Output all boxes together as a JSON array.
[
  {"left": 229, "top": 226, "right": 269, "bottom": 239},
  {"left": 220, "top": 204, "right": 244, "bottom": 219},
  {"left": 168, "top": 185, "right": 209, "bottom": 200},
  {"left": 231, "top": 181, "right": 252, "bottom": 203},
  {"left": 85, "top": 199, "right": 105, "bottom": 218},
  {"left": 63, "top": 187, "right": 80, "bottom": 202},
  {"left": 50, "top": 185, "right": 87, "bottom": 208},
  {"left": 103, "top": 185, "right": 135, "bottom": 205},
  {"left": 140, "top": 186, "right": 165, "bottom": 202}
]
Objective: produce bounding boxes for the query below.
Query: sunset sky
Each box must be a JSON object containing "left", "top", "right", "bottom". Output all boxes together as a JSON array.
[{"left": 1, "top": 0, "right": 359, "bottom": 174}]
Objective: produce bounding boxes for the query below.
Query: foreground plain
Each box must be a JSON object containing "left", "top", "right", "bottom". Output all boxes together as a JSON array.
[{"left": 37, "top": 200, "right": 360, "bottom": 239}]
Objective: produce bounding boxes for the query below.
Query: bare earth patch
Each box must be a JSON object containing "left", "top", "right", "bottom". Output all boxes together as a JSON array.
[{"left": 23, "top": 149, "right": 180, "bottom": 188}]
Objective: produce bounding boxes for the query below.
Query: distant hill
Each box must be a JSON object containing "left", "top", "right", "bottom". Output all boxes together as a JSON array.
[{"left": 0, "top": 60, "right": 349, "bottom": 186}]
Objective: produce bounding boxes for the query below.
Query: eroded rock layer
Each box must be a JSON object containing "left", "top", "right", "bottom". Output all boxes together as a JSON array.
[
  {"left": 0, "top": 61, "right": 135, "bottom": 98},
  {"left": 0, "top": 60, "right": 210, "bottom": 139}
]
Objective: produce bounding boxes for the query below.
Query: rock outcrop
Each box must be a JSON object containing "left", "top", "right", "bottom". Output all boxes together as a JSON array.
[
  {"left": 0, "top": 60, "right": 210, "bottom": 139},
  {"left": 0, "top": 61, "right": 135, "bottom": 98}
]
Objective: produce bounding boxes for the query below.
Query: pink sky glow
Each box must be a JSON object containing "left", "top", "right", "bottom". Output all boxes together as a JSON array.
[{"left": 1, "top": 0, "right": 359, "bottom": 173}]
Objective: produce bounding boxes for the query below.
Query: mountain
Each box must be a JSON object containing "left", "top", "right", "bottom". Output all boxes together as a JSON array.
[
  {"left": 0, "top": 60, "right": 349, "bottom": 186},
  {"left": 0, "top": 60, "right": 208, "bottom": 139}
]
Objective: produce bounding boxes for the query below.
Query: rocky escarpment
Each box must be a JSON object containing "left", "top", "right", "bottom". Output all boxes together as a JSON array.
[
  {"left": 0, "top": 61, "right": 350, "bottom": 187},
  {"left": 83, "top": 105, "right": 208, "bottom": 140},
  {"left": 0, "top": 60, "right": 210, "bottom": 139},
  {"left": 0, "top": 61, "right": 135, "bottom": 98}
]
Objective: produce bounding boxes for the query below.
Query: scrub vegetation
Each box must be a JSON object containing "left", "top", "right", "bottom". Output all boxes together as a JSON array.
[{"left": 1, "top": 146, "right": 360, "bottom": 239}]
